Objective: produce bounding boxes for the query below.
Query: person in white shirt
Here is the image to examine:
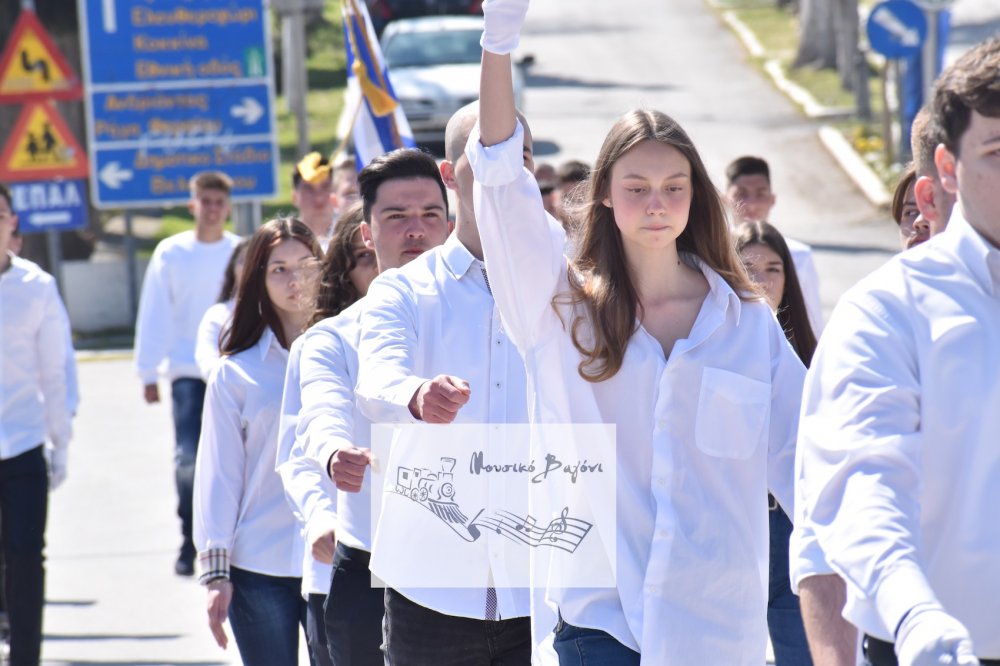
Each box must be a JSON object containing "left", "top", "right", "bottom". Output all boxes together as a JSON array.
[
  {"left": 0, "top": 183, "right": 73, "bottom": 665},
  {"left": 278, "top": 153, "right": 452, "bottom": 665},
  {"left": 794, "top": 37, "right": 1000, "bottom": 666},
  {"left": 471, "top": 3, "right": 805, "bottom": 663},
  {"left": 134, "top": 171, "right": 242, "bottom": 576},
  {"left": 193, "top": 217, "right": 322, "bottom": 665},
  {"left": 194, "top": 238, "right": 250, "bottom": 380},
  {"left": 355, "top": 111, "right": 536, "bottom": 663},
  {"left": 276, "top": 203, "right": 372, "bottom": 666},
  {"left": 725, "top": 155, "right": 825, "bottom": 334},
  {"left": 736, "top": 221, "right": 823, "bottom": 666},
  {"left": 8, "top": 225, "right": 79, "bottom": 417}
]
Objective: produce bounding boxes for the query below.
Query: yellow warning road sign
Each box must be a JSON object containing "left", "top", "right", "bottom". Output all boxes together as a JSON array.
[
  {"left": 0, "top": 102, "right": 89, "bottom": 181},
  {"left": 0, "top": 9, "right": 82, "bottom": 102}
]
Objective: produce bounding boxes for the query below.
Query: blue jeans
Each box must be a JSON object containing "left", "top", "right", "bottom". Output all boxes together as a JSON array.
[
  {"left": 0, "top": 445, "right": 48, "bottom": 666},
  {"left": 768, "top": 502, "right": 812, "bottom": 665},
  {"left": 171, "top": 377, "right": 205, "bottom": 552},
  {"left": 228, "top": 566, "right": 307, "bottom": 666},
  {"left": 383, "top": 587, "right": 531, "bottom": 665},
  {"left": 323, "top": 544, "right": 383, "bottom": 666},
  {"left": 553, "top": 619, "right": 640, "bottom": 666}
]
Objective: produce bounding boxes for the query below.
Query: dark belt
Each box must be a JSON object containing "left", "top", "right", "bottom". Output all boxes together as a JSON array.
[
  {"left": 335, "top": 542, "right": 371, "bottom": 568},
  {"left": 865, "top": 634, "right": 1000, "bottom": 666}
]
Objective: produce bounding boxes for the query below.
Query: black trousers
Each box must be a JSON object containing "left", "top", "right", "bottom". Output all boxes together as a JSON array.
[
  {"left": 0, "top": 445, "right": 48, "bottom": 666},
  {"left": 382, "top": 586, "right": 531, "bottom": 666},
  {"left": 323, "top": 544, "right": 384, "bottom": 666}
]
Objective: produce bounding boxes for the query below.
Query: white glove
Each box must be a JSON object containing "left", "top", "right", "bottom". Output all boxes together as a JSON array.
[
  {"left": 481, "top": 0, "right": 530, "bottom": 55},
  {"left": 47, "top": 446, "right": 68, "bottom": 490},
  {"left": 895, "top": 604, "right": 979, "bottom": 666}
]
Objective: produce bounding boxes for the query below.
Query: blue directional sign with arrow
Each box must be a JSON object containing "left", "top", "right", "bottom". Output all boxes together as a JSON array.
[
  {"left": 77, "top": 0, "right": 278, "bottom": 208},
  {"left": 867, "top": 0, "right": 928, "bottom": 59}
]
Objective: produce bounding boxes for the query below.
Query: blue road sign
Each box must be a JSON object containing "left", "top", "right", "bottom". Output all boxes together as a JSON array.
[
  {"left": 9, "top": 179, "right": 88, "bottom": 233},
  {"left": 77, "top": 0, "right": 278, "bottom": 208},
  {"left": 867, "top": 0, "right": 928, "bottom": 59}
]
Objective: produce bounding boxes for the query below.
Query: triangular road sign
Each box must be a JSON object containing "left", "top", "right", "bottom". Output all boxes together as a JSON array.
[
  {"left": 0, "top": 101, "right": 89, "bottom": 181},
  {"left": 0, "top": 9, "right": 82, "bottom": 102}
]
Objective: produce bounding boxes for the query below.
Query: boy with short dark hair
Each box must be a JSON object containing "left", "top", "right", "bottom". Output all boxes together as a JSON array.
[{"left": 725, "top": 156, "right": 824, "bottom": 333}]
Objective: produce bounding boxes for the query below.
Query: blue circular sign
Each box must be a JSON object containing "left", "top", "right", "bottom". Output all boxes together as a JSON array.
[{"left": 867, "top": 0, "right": 928, "bottom": 59}]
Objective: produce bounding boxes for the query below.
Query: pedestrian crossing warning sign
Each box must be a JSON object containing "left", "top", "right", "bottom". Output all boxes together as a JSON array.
[
  {"left": 0, "top": 9, "right": 82, "bottom": 102},
  {"left": 0, "top": 102, "right": 89, "bottom": 181}
]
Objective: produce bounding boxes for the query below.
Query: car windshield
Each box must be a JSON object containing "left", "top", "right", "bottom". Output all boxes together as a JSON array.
[{"left": 383, "top": 29, "right": 483, "bottom": 68}]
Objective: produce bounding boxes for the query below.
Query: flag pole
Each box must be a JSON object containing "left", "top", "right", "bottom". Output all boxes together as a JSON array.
[{"left": 330, "top": 94, "right": 364, "bottom": 165}]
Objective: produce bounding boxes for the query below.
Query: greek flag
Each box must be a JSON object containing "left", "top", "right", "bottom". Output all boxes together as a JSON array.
[{"left": 340, "top": 0, "right": 416, "bottom": 168}]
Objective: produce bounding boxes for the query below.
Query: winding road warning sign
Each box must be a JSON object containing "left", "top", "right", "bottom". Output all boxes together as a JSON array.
[
  {"left": 0, "top": 9, "right": 82, "bottom": 102},
  {"left": 0, "top": 102, "right": 89, "bottom": 181}
]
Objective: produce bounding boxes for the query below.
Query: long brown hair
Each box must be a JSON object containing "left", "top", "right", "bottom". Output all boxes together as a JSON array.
[
  {"left": 221, "top": 217, "right": 322, "bottom": 355},
  {"left": 734, "top": 221, "right": 817, "bottom": 366},
  {"left": 307, "top": 201, "right": 366, "bottom": 327},
  {"left": 566, "top": 109, "right": 756, "bottom": 381},
  {"left": 216, "top": 237, "right": 251, "bottom": 303}
]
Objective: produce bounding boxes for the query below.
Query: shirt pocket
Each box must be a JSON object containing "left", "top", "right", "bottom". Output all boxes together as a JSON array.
[{"left": 695, "top": 367, "right": 770, "bottom": 460}]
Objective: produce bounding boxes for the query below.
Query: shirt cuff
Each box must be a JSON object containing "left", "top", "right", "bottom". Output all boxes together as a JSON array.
[
  {"left": 313, "top": 438, "right": 352, "bottom": 479},
  {"left": 198, "top": 548, "right": 230, "bottom": 585},
  {"left": 466, "top": 120, "right": 527, "bottom": 187},
  {"left": 789, "top": 524, "right": 835, "bottom": 593},
  {"left": 872, "top": 561, "right": 939, "bottom": 637},
  {"left": 388, "top": 375, "right": 429, "bottom": 424},
  {"left": 138, "top": 368, "right": 159, "bottom": 384}
]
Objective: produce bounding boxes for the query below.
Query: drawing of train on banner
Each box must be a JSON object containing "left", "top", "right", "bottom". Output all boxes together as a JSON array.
[{"left": 390, "top": 456, "right": 593, "bottom": 551}]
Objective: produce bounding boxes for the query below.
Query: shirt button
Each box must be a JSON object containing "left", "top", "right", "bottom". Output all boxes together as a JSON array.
[
  {"left": 495, "top": 382, "right": 501, "bottom": 389},
  {"left": 655, "top": 477, "right": 666, "bottom": 486},
  {"left": 646, "top": 584, "right": 659, "bottom": 595},
  {"left": 496, "top": 339, "right": 502, "bottom": 346},
  {"left": 657, "top": 529, "right": 667, "bottom": 540}
]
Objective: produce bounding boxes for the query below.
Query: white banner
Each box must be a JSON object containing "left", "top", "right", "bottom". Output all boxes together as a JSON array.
[{"left": 369, "top": 424, "right": 617, "bottom": 589}]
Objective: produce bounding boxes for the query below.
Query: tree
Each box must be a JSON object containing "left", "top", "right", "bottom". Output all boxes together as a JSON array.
[{"left": 793, "top": 0, "right": 862, "bottom": 92}]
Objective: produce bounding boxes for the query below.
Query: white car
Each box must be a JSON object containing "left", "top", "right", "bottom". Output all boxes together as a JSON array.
[{"left": 381, "top": 15, "right": 528, "bottom": 143}]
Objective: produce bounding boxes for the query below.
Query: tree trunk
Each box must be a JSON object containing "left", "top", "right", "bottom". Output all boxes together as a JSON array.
[
  {"left": 793, "top": 0, "right": 837, "bottom": 69},
  {"left": 836, "top": 0, "right": 860, "bottom": 91}
]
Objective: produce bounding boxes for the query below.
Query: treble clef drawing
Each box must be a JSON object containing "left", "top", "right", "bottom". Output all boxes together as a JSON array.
[{"left": 548, "top": 507, "right": 569, "bottom": 542}]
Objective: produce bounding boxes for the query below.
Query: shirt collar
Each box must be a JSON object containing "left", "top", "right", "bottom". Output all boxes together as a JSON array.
[
  {"left": 684, "top": 252, "right": 744, "bottom": 325},
  {"left": 256, "top": 326, "right": 287, "bottom": 361},
  {"left": 940, "top": 208, "right": 1000, "bottom": 297},
  {"left": 440, "top": 233, "right": 480, "bottom": 282}
]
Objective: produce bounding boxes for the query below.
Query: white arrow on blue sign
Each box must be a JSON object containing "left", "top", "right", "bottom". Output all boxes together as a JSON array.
[
  {"left": 867, "top": 0, "right": 929, "bottom": 59},
  {"left": 10, "top": 180, "right": 88, "bottom": 234},
  {"left": 77, "top": 0, "right": 279, "bottom": 208}
]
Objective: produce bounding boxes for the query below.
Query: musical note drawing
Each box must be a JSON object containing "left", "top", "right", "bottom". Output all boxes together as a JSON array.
[{"left": 388, "top": 459, "right": 593, "bottom": 552}]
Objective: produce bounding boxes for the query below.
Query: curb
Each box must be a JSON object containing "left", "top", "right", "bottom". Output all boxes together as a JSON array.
[
  {"left": 76, "top": 349, "right": 133, "bottom": 363},
  {"left": 716, "top": 5, "right": 892, "bottom": 208},
  {"left": 818, "top": 126, "right": 892, "bottom": 208}
]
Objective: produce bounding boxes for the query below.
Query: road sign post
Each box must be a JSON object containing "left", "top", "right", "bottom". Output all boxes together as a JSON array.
[{"left": 77, "top": 0, "right": 279, "bottom": 209}]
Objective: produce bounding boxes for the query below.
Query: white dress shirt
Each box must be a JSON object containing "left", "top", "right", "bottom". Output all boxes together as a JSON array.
[
  {"left": 193, "top": 328, "right": 303, "bottom": 578},
  {"left": 356, "top": 234, "right": 531, "bottom": 621},
  {"left": 276, "top": 335, "right": 336, "bottom": 596},
  {"left": 467, "top": 122, "right": 805, "bottom": 665},
  {"left": 134, "top": 230, "right": 240, "bottom": 383},
  {"left": 0, "top": 255, "right": 73, "bottom": 460},
  {"left": 794, "top": 209, "right": 1000, "bottom": 656},
  {"left": 292, "top": 301, "right": 374, "bottom": 554},
  {"left": 194, "top": 300, "right": 234, "bottom": 381}
]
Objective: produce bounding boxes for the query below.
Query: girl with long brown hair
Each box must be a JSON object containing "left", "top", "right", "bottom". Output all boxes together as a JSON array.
[
  {"left": 468, "top": 2, "right": 807, "bottom": 663},
  {"left": 192, "top": 218, "right": 322, "bottom": 665}
]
